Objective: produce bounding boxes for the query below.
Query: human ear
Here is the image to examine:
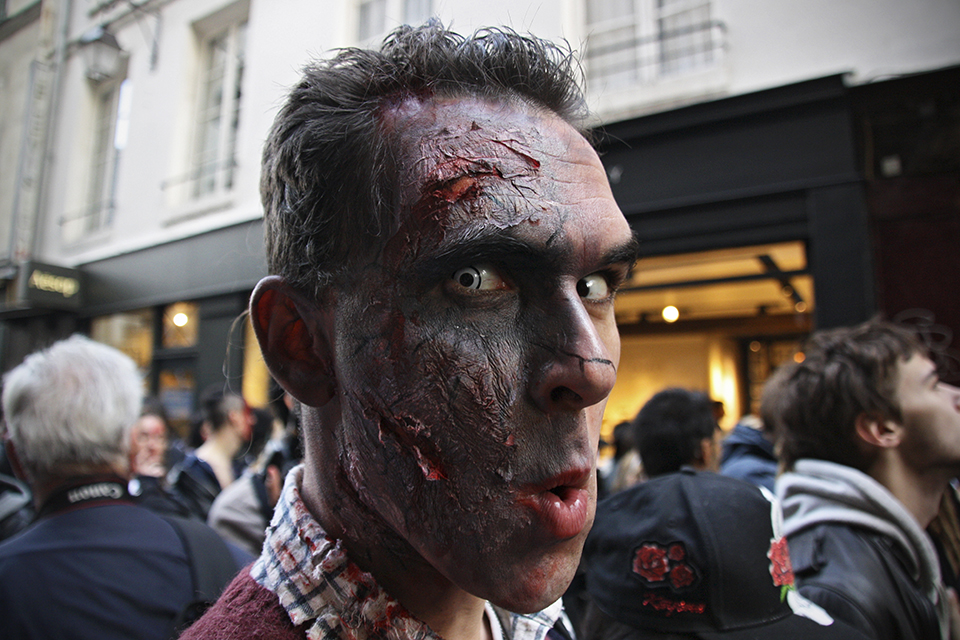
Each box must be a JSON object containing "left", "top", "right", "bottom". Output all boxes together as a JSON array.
[
  {"left": 854, "top": 412, "right": 902, "bottom": 449},
  {"left": 250, "top": 276, "right": 336, "bottom": 407}
]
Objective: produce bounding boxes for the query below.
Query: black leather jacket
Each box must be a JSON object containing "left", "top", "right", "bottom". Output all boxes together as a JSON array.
[{"left": 788, "top": 522, "right": 941, "bottom": 640}]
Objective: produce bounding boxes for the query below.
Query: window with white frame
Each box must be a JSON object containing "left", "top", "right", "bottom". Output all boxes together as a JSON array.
[
  {"left": 658, "top": 0, "right": 715, "bottom": 75},
  {"left": 191, "top": 20, "right": 246, "bottom": 200},
  {"left": 357, "top": 0, "right": 432, "bottom": 43},
  {"left": 87, "top": 81, "right": 120, "bottom": 231},
  {"left": 585, "top": 0, "right": 721, "bottom": 91},
  {"left": 358, "top": 0, "right": 387, "bottom": 41},
  {"left": 63, "top": 77, "right": 130, "bottom": 243}
]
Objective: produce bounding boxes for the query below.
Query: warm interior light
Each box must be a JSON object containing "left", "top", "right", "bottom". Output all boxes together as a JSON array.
[
  {"left": 662, "top": 305, "right": 680, "bottom": 323},
  {"left": 173, "top": 312, "right": 189, "bottom": 327},
  {"left": 794, "top": 352, "right": 805, "bottom": 363}
]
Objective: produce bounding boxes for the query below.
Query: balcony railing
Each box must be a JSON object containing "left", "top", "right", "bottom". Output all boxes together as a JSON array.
[{"left": 585, "top": 19, "right": 727, "bottom": 90}]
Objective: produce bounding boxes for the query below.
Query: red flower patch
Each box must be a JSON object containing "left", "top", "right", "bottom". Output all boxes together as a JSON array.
[
  {"left": 670, "top": 562, "right": 695, "bottom": 589},
  {"left": 767, "top": 536, "right": 794, "bottom": 588},
  {"left": 634, "top": 542, "right": 697, "bottom": 591},
  {"left": 634, "top": 544, "right": 669, "bottom": 582}
]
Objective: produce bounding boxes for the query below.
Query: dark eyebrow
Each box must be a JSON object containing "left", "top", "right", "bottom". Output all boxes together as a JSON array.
[
  {"left": 416, "top": 229, "right": 640, "bottom": 282},
  {"left": 604, "top": 235, "right": 641, "bottom": 271},
  {"left": 417, "top": 233, "right": 561, "bottom": 281}
]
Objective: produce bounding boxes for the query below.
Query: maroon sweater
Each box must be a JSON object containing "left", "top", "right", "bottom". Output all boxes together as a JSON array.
[{"left": 179, "top": 569, "right": 309, "bottom": 639}]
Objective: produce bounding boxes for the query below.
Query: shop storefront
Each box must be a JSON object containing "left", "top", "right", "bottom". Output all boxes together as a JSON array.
[
  {"left": 0, "top": 220, "right": 272, "bottom": 438},
  {"left": 598, "top": 74, "right": 873, "bottom": 433},
  {"left": 2, "top": 68, "right": 955, "bottom": 445}
]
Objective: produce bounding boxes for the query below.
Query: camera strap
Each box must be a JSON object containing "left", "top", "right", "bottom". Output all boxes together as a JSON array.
[{"left": 35, "top": 474, "right": 133, "bottom": 520}]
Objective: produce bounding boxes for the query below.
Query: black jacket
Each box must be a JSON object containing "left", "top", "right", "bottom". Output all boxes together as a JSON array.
[{"left": 789, "top": 522, "right": 941, "bottom": 640}]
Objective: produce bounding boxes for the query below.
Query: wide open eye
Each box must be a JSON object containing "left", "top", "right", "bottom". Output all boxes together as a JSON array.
[
  {"left": 577, "top": 273, "right": 611, "bottom": 301},
  {"left": 451, "top": 265, "right": 507, "bottom": 291}
]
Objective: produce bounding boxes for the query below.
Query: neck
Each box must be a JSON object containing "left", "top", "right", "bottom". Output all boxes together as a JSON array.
[
  {"left": 196, "top": 430, "right": 241, "bottom": 487},
  {"left": 34, "top": 470, "right": 132, "bottom": 517},
  {"left": 370, "top": 553, "right": 491, "bottom": 640},
  {"left": 869, "top": 453, "right": 948, "bottom": 528},
  {"left": 30, "top": 463, "right": 128, "bottom": 507}
]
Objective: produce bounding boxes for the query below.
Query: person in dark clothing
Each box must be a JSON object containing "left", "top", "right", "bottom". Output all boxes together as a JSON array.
[
  {"left": 579, "top": 469, "right": 869, "bottom": 640},
  {"left": 719, "top": 414, "right": 777, "bottom": 492},
  {"left": 128, "top": 398, "right": 195, "bottom": 519},
  {"left": 168, "top": 385, "right": 252, "bottom": 520},
  {"left": 633, "top": 388, "right": 722, "bottom": 478},
  {"left": 0, "top": 335, "right": 252, "bottom": 639},
  {"left": 208, "top": 422, "right": 304, "bottom": 556}
]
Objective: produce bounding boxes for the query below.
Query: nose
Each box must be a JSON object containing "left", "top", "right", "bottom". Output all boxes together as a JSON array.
[
  {"left": 528, "top": 294, "right": 618, "bottom": 414},
  {"left": 946, "top": 383, "right": 960, "bottom": 410}
]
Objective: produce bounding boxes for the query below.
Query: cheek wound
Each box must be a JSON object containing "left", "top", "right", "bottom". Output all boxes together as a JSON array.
[{"left": 369, "top": 410, "right": 449, "bottom": 482}]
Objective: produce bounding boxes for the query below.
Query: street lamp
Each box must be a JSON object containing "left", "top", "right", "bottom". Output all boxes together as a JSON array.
[{"left": 79, "top": 26, "right": 124, "bottom": 83}]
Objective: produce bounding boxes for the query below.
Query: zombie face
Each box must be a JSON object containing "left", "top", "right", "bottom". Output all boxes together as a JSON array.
[{"left": 328, "top": 96, "right": 635, "bottom": 612}]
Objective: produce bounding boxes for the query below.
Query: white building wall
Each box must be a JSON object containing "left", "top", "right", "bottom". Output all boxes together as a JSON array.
[
  {"left": 586, "top": 0, "right": 960, "bottom": 120},
  {"left": 0, "top": 11, "right": 42, "bottom": 261},
  {"left": 24, "top": 0, "right": 960, "bottom": 271},
  {"left": 721, "top": 0, "right": 960, "bottom": 93}
]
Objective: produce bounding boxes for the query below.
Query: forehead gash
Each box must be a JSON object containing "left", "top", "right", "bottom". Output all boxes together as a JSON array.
[{"left": 397, "top": 102, "right": 571, "bottom": 233}]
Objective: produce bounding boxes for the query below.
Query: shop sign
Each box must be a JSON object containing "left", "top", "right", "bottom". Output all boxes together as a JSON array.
[{"left": 18, "top": 261, "right": 83, "bottom": 310}]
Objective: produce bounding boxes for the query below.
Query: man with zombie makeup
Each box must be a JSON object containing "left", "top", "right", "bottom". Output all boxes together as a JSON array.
[
  {"left": 773, "top": 319, "right": 960, "bottom": 640},
  {"left": 180, "top": 20, "right": 638, "bottom": 640}
]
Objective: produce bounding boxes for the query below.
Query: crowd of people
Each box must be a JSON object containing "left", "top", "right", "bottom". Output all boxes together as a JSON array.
[
  {"left": 0, "top": 337, "right": 256, "bottom": 637},
  {"left": 588, "top": 319, "right": 960, "bottom": 640},
  {"left": 0, "top": 18, "right": 959, "bottom": 640},
  {"left": 0, "top": 334, "right": 304, "bottom": 637}
]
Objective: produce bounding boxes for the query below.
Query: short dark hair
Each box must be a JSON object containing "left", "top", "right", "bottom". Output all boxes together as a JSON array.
[
  {"left": 260, "top": 20, "right": 589, "bottom": 298},
  {"left": 774, "top": 318, "right": 925, "bottom": 471},
  {"left": 632, "top": 388, "right": 716, "bottom": 477}
]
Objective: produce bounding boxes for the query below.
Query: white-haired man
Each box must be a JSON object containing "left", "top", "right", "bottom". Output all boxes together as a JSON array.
[{"left": 0, "top": 335, "right": 252, "bottom": 639}]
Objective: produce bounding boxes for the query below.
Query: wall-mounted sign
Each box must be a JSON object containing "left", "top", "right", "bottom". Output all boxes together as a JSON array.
[{"left": 17, "top": 261, "right": 83, "bottom": 310}]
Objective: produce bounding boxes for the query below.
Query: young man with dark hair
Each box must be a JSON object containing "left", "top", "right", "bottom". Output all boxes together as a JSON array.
[
  {"left": 773, "top": 318, "right": 960, "bottom": 640},
  {"left": 632, "top": 388, "right": 721, "bottom": 478},
  {"left": 182, "top": 21, "right": 637, "bottom": 640}
]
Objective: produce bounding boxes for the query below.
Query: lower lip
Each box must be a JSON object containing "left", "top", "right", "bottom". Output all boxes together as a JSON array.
[{"left": 519, "top": 486, "right": 590, "bottom": 540}]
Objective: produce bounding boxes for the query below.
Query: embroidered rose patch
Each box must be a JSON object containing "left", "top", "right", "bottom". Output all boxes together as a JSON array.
[
  {"left": 767, "top": 535, "right": 795, "bottom": 601},
  {"left": 634, "top": 544, "right": 669, "bottom": 582},
  {"left": 633, "top": 542, "right": 698, "bottom": 591}
]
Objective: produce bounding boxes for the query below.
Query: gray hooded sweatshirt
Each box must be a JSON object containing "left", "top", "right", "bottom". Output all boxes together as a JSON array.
[{"left": 777, "top": 459, "right": 949, "bottom": 640}]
